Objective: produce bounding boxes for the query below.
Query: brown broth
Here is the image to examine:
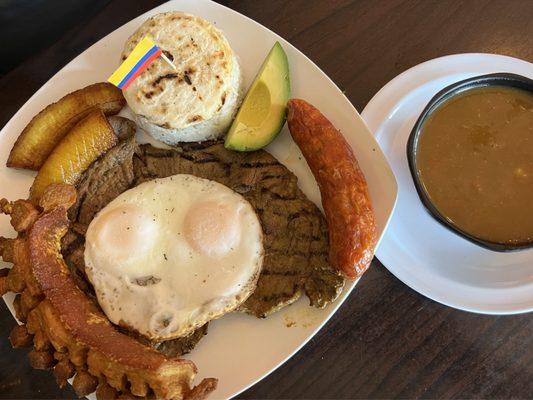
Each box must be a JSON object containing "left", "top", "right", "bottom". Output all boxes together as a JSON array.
[{"left": 416, "top": 86, "right": 533, "bottom": 244}]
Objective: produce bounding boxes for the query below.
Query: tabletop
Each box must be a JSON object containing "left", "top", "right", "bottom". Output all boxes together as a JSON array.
[{"left": 1, "top": 0, "right": 532, "bottom": 399}]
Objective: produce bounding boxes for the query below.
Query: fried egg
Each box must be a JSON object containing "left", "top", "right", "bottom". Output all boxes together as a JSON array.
[{"left": 84, "top": 174, "right": 263, "bottom": 340}]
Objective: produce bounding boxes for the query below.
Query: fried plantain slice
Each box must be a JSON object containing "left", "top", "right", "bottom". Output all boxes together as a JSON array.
[
  {"left": 7, "top": 82, "right": 124, "bottom": 171},
  {"left": 30, "top": 110, "right": 118, "bottom": 202}
]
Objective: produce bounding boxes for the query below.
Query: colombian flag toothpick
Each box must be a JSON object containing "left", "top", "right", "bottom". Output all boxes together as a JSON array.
[{"left": 108, "top": 37, "right": 174, "bottom": 90}]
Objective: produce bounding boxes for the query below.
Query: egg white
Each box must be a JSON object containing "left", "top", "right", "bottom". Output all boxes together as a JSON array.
[{"left": 84, "top": 174, "right": 263, "bottom": 340}]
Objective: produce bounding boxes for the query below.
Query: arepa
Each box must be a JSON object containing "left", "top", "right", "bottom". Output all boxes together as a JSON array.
[{"left": 121, "top": 12, "right": 243, "bottom": 144}]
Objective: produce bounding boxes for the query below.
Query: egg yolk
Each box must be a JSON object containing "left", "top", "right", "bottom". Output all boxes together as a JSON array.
[
  {"left": 184, "top": 201, "right": 241, "bottom": 257},
  {"left": 89, "top": 204, "right": 157, "bottom": 263}
]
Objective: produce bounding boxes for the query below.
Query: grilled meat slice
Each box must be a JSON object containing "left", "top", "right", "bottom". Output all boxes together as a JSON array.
[
  {"left": 62, "top": 139, "right": 344, "bottom": 340},
  {"left": 134, "top": 142, "right": 345, "bottom": 317}
]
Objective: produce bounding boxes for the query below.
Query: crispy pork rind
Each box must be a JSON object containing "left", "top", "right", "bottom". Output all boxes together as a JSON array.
[{"left": 0, "top": 184, "right": 216, "bottom": 399}]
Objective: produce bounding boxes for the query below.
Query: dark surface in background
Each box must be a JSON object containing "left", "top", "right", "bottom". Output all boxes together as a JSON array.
[
  {"left": 0, "top": 0, "right": 533, "bottom": 399},
  {"left": 0, "top": 0, "right": 111, "bottom": 76}
]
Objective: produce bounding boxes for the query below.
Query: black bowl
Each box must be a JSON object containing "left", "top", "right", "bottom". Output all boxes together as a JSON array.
[{"left": 406, "top": 72, "right": 533, "bottom": 252}]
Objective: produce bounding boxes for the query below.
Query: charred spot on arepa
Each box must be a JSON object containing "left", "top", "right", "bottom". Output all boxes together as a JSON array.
[
  {"left": 152, "top": 73, "right": 180, "bottom": 87},
  {"left": 188, "top": 115, "right": 203, "bottom": 123},
  {"left": 216, "top": 95, "right": 227, "bottom": 112}
]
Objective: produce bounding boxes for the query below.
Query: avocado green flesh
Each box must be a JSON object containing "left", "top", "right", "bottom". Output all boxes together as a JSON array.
[{"left": 225, "top": 42, "right": 290, "bottom": 151}]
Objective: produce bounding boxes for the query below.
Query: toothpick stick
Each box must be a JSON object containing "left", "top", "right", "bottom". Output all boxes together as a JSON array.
[{"left": 160, "top": 52, "right": 177, "bottom": 70}]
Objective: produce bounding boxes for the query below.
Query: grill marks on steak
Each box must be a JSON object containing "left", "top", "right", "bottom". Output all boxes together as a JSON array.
[
  {"left": 134, "top": 142, "right": 344, "bottom": 317},
  {"left": 61, "top": 137, "right": 344, "bottom": 356}
]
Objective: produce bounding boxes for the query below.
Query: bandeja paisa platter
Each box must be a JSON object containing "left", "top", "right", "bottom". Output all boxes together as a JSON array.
[{"left": 0, "top": 0, "right": 397, "bottom": 399}]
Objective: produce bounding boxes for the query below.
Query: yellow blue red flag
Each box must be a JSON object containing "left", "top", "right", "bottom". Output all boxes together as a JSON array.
[{"left": 108, "top": 37, "right": 162, "bottom": 90}]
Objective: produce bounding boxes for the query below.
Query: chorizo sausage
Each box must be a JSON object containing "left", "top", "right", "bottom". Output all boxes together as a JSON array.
[{"left": 287, "top": 99, "right": 377, "bottom": 279}]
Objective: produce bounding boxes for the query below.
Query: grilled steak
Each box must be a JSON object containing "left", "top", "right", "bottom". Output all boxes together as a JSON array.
[
  {"left": 62, "top": 137, "right": 344, "bottom": 354},
  {"left": 62, "top": 138, "right": 209, "bottom": 357},
  {"left": 133, "top": 142, "right": 345, "bottom": 316}
]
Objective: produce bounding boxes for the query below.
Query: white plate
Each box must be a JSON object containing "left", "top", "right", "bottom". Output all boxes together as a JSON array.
[
  {"left": 0, "top": 1, "right": 397, "bottom": 398},
  {"left": 362, "top": 53, "right": 533, "bottom": 315}
]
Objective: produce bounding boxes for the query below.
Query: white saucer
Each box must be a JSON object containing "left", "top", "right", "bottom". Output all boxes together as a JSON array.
[{"left": 362, "top": 53, "right": 533, "bottom": 315}]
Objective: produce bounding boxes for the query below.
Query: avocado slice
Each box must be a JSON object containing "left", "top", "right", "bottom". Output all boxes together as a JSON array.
[{"left": 225, "top": 42, "right": 290, "bottom": 151}]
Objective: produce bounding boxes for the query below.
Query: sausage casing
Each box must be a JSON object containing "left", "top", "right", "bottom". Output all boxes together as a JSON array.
[{"left": 287, "top": 99, "right": 377, "bottom": 279}]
